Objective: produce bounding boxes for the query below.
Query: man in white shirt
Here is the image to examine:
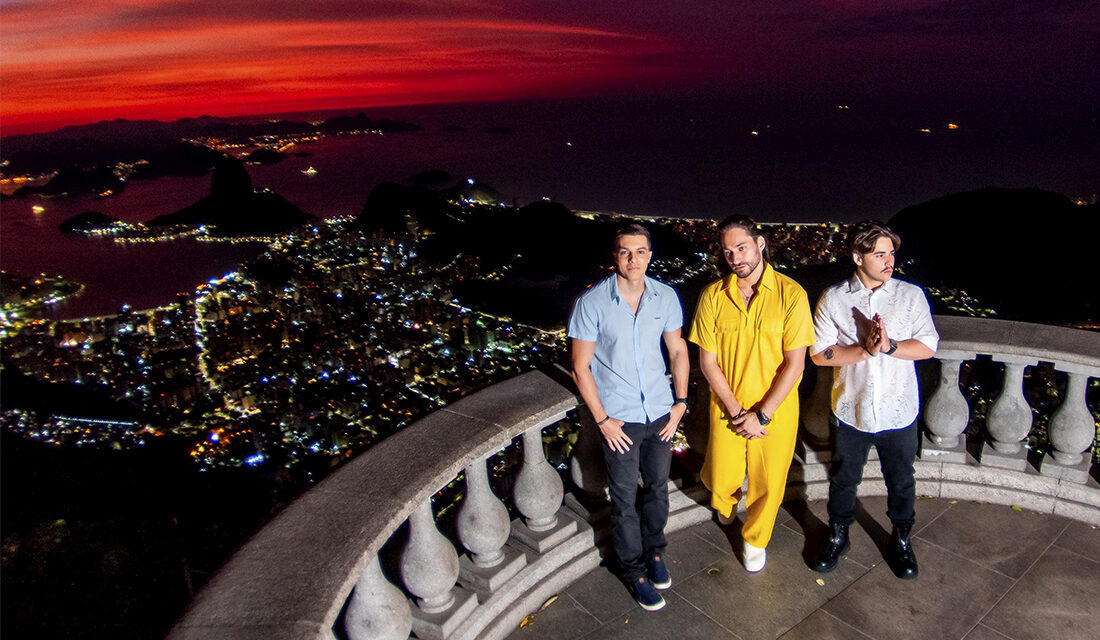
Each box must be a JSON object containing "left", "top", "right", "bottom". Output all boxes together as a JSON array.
[{"left": 809, "top": 220, "right": 938, "bottom": 579}]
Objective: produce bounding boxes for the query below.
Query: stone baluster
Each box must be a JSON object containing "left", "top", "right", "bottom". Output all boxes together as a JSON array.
[
  {"left": 400, "top": 499, "right": 459, "bottom": 613},
  {"left": 922, "top": 351, "right": 973, "bottom": 463},
  {"left": 400, "top": 498, "right": 477, "bottom": 640},
  {"left": 457, "top": 462, "right": 510, "bottom": 567},
  {"left": 514, "top": 426, "right": 564, "bottom": 532},
  {"left": 569, "top": 408, "right": 608, "bottom": 501},
  {"left": 456, "top": 459, "right": 527, "bottom": 595},
  {"left": 344, "top": 556, "right": 412, "bottom": 640},
  {"left": 1042, "top": 366, "right": 1098, "bottom": 483},
  {"left": 981, "top": 355, "right": 1037, "bottom": 470},
  {"left": 511, "top": 424, "right": 578, "bottom": 553}
]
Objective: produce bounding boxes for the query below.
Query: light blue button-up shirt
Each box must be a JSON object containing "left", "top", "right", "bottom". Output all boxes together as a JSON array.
[{"left": 567, "top": 274, "right": 683, "bottom": 423}]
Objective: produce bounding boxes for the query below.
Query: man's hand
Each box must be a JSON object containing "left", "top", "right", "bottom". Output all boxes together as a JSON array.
[
  {"left": 730, "top": 410, "right": 769, "bottom": 439},
  {"left": 599, "top": 418, "right": 633, "bottom": 453},
  {"left": 863, "top": 316, "right": 885, "bottom": 355},
  {"left": 659, "top": 403, "right": 687, "bottom": 442},
  {"left": 873, "top": 314, "right": 892, "bottom": 353}
]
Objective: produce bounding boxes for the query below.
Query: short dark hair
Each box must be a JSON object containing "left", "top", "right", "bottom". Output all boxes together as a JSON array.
[
  {"left": 847, "top": 220, "right": 901, "bottom": 255},
  {"left": 614, "top": 223, "right": 651, "bottom": 250}
]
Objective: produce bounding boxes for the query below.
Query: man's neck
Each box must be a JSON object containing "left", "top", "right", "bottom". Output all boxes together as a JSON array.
[{"left": 616, "top": 272, "right": 646, "bottom": 298}]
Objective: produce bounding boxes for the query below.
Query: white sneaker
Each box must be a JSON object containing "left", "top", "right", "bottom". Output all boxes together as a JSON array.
[
  {"left": 743, "top": 541, "right": 766, "bottom": 572},
  {"left": 717, "top": 510, "right": 735, "bottom": 526}
]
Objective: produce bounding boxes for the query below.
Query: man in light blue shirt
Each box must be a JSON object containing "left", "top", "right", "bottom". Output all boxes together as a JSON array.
[{"left": 568, "top": 224, "right": 689, "bottom": 611}]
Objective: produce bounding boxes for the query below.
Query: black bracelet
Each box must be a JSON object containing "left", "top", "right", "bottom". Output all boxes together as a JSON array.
[{"left": 596, "top": 415, "right": 611, "bottom": 426}]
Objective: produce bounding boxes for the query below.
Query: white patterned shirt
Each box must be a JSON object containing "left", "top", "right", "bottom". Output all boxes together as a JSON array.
[{"left": 811, "top": 275, "right": 938, "bottom": 433}]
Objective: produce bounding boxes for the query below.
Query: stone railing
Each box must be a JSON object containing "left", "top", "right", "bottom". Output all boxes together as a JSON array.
[{"left": 169, "top": 316, "right": 1099, "bottom": 640}]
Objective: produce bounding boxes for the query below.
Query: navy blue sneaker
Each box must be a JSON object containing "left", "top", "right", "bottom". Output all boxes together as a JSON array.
[
  {"left": 631, "top": 576, "right": 666, "bottom": 611},
  {"left": 647, "top": 554, "right": 672, "bottom": 590}
]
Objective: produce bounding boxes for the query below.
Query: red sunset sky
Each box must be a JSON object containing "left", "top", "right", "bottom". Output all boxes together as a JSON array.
[{"left": 2, "top": 0, "right": 1097, "bottom": 135}]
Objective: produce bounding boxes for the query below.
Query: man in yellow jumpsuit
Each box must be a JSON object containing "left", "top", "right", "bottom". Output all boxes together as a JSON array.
[{"left": 688, "top": 215, "right": 814, "bottom": 572}]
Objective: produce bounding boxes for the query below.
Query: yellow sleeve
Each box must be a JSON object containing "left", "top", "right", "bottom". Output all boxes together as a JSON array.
[
  {"left": 688, "top": 282, "right": 719, "bottom": 353},
  {"left": 782, "top": 283, "right": 815, "bottom": 351}
]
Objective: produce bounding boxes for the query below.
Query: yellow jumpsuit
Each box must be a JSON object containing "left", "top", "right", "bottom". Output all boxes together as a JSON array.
[{"left": 688, "top": 264, "right": 814, "bottom": 547}]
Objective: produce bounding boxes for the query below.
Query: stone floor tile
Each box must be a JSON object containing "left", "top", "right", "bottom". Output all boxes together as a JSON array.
[
  {"left": 672, "top": 525, "right": 866, "bottom": 640},
  {"left": 981, "top": 546, "right": 1100, "bottom": 640},
  {"left": 916, "top": 502, "right": 1069, "bottom": 578},
  {"left": 662, "top": 526, "right": 736, "bottom": 583},
  {"left": 823, "top": 539, "right": 1014, "bottom": 640},
  {"left": 580, "top": 591, "right": 741, "bottom": 640},
  {"left": 503, "top": 594, "right": 601, "bottom": 640},
  {"left": 779, "top": 495, "right": 953, "bottom": 570},
  {"left": 961, "top": 623, "right": 1015, "bottom": 640},
  {"left": 564, "top": 563, "right": 640, "bottom": 624},
  {"left": 1053, "top": 520, "right": 1100, "bottom": 564},
  {"left": 778, "top": 609, "right": 876, "bottom": 640}
]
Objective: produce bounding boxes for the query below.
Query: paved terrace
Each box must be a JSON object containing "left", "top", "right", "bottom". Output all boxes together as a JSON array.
[
  {"left": 168, "top": 317, "right": 1100, "bottom": 640},
  {"left": 506, "top": 496, "right": 1100, "bottom": 640}
]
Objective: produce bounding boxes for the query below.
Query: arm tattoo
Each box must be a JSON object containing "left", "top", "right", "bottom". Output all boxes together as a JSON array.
[{"left": 824, "top": 347, "right": 834, "bottom": 361}]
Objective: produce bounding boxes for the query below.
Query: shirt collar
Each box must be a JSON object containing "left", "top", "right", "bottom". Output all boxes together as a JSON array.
[
  {"left": 847, "top": 272, "right": 898, "bottom": 294},
  {"left": 607, "top": 273, "right": 656, "bottom": 303},
  {"left": 720, "top": 262, "right": 777, "bottom": 292}
]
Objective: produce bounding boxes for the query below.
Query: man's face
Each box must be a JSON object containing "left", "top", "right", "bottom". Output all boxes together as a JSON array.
[
  {"left": 854, "top": 235, "right": 895, "bottom": 288},
  {"left": 614, "top": 234, "right": 651, "bottom": 281},
  {"left": 720, "top": 227, "right": 765, "bottom": 279}
]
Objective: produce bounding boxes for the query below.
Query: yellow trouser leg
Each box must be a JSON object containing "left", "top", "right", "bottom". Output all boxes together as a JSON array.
[
  {"left": 702, "top": 424, "right": 747, "bottom": 519},
  {"left": 741, "top": 422, "right": 798, "bottom": 548}
]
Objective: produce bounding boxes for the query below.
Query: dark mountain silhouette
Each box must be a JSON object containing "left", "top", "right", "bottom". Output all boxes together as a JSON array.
[
  {"left": 242, "top": 149, "right": 286, "bottom": 164},
  {"left": 13, "top": 166, "right": 125, "bottom": 198},
  {"left": 354, "top": 182, "right": 446, "bottom": 235},
  {"left": 888, "top": 187, "right": 1098, "bottom": 324},
  {"left": 316, "top": 112, "right": 422, "bottom": 134},
  {"left": 59, "top": 211, "right": 122, "bottom": 233},
  {"left": 148, "top": 155, "right": 311, "bottom": 235},
  {"left": 1, "top": 112, "right": 421, "bottom": 175}
]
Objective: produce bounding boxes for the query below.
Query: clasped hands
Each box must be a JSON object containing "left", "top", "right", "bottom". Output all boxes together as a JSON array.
[
  {"left": 729, "top": 408, "right": 768, "bottom": 440},
  {"left": 598, "top": 402, "right": 686, "bottom": 454},
  {"left": 862, "top": 313, "right": 893, "bottom": 356}
]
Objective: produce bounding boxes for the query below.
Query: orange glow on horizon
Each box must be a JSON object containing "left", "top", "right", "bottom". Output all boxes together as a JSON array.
[{"left": 0, "top": 5, "right": 671, "bottom": 135}]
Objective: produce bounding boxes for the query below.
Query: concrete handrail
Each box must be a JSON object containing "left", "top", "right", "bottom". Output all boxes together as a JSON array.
[{"left": 167, "top": 368, "right": 580, "bottom": 639}]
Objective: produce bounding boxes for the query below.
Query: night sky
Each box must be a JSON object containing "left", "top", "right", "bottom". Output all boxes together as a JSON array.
[{"left": 2, "top": 0, "right": 1097, "bottom": 135}]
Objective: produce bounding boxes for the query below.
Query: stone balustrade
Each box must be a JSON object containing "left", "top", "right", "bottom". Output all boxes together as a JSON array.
[{"left": 169, "top": 316, "right": 1099, "bottom": 640}]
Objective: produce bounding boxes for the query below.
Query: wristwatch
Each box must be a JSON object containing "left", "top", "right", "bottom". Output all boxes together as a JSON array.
[
  {"left": 756, "top": 410, "right": 772, "bottom": 426},
  {"left": 885, "top": 338, "right": 898, "bottom": 356},
  {"left": 674, "top": 397, "right": 689, "bottom": 406}
]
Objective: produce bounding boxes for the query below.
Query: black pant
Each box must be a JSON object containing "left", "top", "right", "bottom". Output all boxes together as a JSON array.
[
  {"left": 827, "top": 418, "right": 918, "bottom": 528},
  {"left": 602, "top": 413, "right": 672, "bottom": 581}
]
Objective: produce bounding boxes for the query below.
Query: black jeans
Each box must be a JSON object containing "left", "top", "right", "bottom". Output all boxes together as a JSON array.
[
  {"left": 602, "top": 413, "right": 672, "bottom": 580},
  {"left": 827, "top": 418, "right": 918, "bottom": 528}
]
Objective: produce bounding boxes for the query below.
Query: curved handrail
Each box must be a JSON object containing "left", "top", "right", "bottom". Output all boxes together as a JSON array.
[{"left": 167, "top": 368, "right": 579, "bottom": 640}]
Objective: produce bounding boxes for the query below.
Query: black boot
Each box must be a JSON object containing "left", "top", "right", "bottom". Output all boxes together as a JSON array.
[
  {"left": 887, "top": 525, "right": 919, "bottom": 579},
  {"left": 812, "top": 522, "right": 850, "bottom": 573}
]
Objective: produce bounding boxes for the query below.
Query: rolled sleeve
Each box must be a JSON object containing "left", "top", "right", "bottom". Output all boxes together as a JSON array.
[
  {"left": 810, "top": 293, "right": 839, "bottom": 356},
  {"left": 910, "top": 292, "right": 939, "bottom": 352}
]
